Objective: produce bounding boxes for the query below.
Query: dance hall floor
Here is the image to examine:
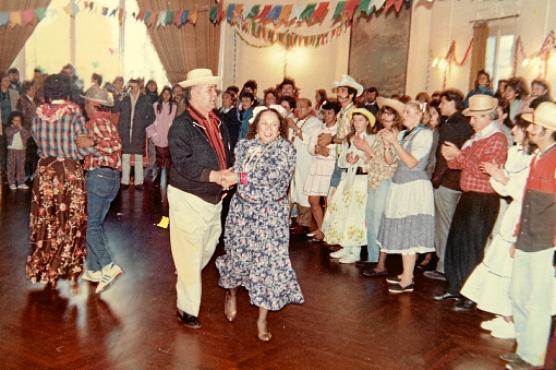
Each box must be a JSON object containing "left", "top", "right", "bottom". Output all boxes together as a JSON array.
[{"left": 0, "top": 184, "right": 514, "bottom": 370}]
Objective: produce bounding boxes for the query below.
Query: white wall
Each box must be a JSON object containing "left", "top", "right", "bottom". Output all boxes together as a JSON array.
[
  {"left": 406, "top": 0, "right": 556, "bottom": 97},
  {"left": 219, "top": 0, "right": 351, "bottom": 103}
]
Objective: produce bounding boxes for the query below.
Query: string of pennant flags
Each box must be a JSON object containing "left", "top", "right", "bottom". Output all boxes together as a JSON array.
[{"left": 0, "top": 0, "right": 410, "bottom": 28}]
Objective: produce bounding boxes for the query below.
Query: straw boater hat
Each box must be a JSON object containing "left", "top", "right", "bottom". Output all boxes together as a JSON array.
[
  {"left": 522, "top": 101, "right": 556, "bottom": 131},
  {"left": 348, "top": 107, "right": 376, "bottom": 128},
  {"left": 332, "top": 74, "right": 364, "bottom": 97},
  {"left": 178, "top": 68, "right": 221, "bottom": 88},
  {"left": 376, "top": 96, "right": 405, "bottom": 117},
  {"left": 462, "top": 94, "right": 498, "bottom": 117},
  {"left": 81, "top": 85, "right": 114, "bottom": 107}
]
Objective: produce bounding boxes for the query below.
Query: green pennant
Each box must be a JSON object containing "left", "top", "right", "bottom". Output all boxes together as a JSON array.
[
  {"left": 299, "top": 3, "right": 316, "bottom": 20},
  {"left": 35, "top": 7, "right": 47, "bottom": 21},
  {"left": 358, "top": 0, "right": 373, "bottom": 15},
  {"left": 209, "top": 5, "right": 217, "bottom": 23},
  {"left": 333, "top": 1, "right": 346, "bottom": 19},
  {"left": 247, "top": 5, "right": 260, "bottom": 19},
  {"left": 165, "top": 10, "right": 174, "bottom": 25}
]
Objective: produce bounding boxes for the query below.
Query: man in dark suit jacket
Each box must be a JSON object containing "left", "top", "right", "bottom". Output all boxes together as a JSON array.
[
  {"left": 16, "top": 81, "right": 38, "bottom": 180},
  {"left": 114, "top": 79, "right": 155, "bottom": 189}
]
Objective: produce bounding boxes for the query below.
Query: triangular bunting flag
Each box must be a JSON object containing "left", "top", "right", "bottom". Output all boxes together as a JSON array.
[
  {"left": 299, "top": 4, "right": 316, "bottom": 21},
  {"left": 110, "top": 8, "right": 118, "bottom": 17},
  {"left": 102, "top": 7, "right": 109, "bottom": 16},
  {"left": 290, "top": 4, "right": 305, "bottom": 21},
  {"left": 34, "top": 8, "right": 46, "bottom": 21},
  {"left": 165, "top": 10, "right": 174, "bottom": 25},
  {"left": 0, "top": 12, "right": 8, "bottom": 26},
  {"left": 373, "top": 0, "right": 387, "bottom": 11},
  {"left": 210, "top": 5, "right": 218, "bottom": 24},
  {"left": 313, "top": 2, "right": 329, "bottom": 23},
  {"left": 343, "top": 0, "right": 359, "bottom": 20},
  {"left": 189, "top": 10, "right": 198, "bottom": 25},
  {"left": 180, "top": 10, "right": 189, "bottom": 26},
  {"left": 278, "top": 4, "right": 292, "bottom": 24},
  {"left": 21, "top": 9, "right": 36, "bottom": 25},
  {"left": 227, "top": 4, "right": 235, "bottom": 22},
  {"left": 136, "top": 10, "right": 145, "bottom": 20},
  {"left": 255, "top": 5, "right": 272, "bottom": 20},
  {"left": 246, "top": 5, "right": 260, "bottom": 19},
  {"left": 267, "top": 5, "right": 282, "bottom": 21},
  {"left": 9, "top": 11, "right": 22, "bottom": 27},
  {"left": 333, "top": 1, "right": 345, "bottom": 19},
  {"left": 384, "top": 0, "right": 404, "bottom": 12},
  {"left": 358, "top": 0, "right": 373, "bottom": 15},
  {"left": 157, "top": 11, "right": 166, "bottom": 26}
]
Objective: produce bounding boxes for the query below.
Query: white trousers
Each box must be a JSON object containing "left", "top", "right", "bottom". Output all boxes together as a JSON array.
[
  {"left": 121, "top": 153, "right": 144, "bottom": 185},
  {"left": 168, "top": 185, "right": 222, "bottom": 316}
]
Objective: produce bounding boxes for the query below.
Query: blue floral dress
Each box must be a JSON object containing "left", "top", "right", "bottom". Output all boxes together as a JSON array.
[{"left": 216, "top": 138, "right": 304, "bottom": 311}]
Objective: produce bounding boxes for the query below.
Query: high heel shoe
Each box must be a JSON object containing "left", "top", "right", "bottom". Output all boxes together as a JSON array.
[
  {"left": 257, "top": 320, "right": 272, "bottom": 342},
  {"left": 224, "top": 290, "right": 237, "bottom": 322}
]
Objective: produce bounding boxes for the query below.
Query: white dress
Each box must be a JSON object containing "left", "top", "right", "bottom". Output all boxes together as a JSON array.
[
  {"left": 321, "top": 133, "right": 375, "bottom": 247},
  {"left": 304, "top": 123, "right": 337, "bottom": 196},
  {"left": 461, "top": 145, "right": 533, "bottom": 315},
  {"left": 290, "top": 116, "right": 323, "bottom": 207}
]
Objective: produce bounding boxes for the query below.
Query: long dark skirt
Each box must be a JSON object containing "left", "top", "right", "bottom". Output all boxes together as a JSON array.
[
  {"left": 445, "top": 191, "right": 500, "bottom": 295},
  {"left": 26, "top": 157, "right": 87, "bottom": 286},
  {"left": 155, "top": 146, "right": 171, "bottom": 169}
]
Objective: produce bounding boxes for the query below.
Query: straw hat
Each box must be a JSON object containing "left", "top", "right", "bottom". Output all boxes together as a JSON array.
[
  {"left": 462, "top": 94, "right": 498, "bottom": 117},
  {"left": 522, "top": 101, "right": 556, "bottom": 131},
  {"left": 81, "top": 85, "right": 114, "bottom": 107},
  {"left": 178, "top": 68, "right": 221, "bottom": 88},
  {"left": 348, "top": 108, "right": 376, "bottom": 128},
  {"left": 332, "top": 74, "right": 364, "bottom": 97},
  {"left": 376, "top": 96, "right": 405, "bottom": 117}
]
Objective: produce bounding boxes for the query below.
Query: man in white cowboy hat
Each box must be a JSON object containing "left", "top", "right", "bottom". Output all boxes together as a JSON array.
[
  {"left": 80, "top": 86, "right": 124, "bottom": 293},
  {"left": 319, "top": 74, "right": 363, "bottom": 197},
  {"left": 435, "top": 94, "right": 508, "bottom": 311},
  {"left": 501, "top": 102, "right": 556, "bottom": 370},
  {"left": 168, "top": 68, "right": 233, "bottom": 329}
]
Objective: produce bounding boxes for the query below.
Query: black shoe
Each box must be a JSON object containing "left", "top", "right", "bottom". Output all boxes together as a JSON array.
[
  {"left": 177, "top": 311, "right": 202, "bottom": 329},
  {"left": 451, "top": 298, "right": 475, "bottom": 312},
  {"left": 355, "top": 260, "right": 375, "bottom": 267},
  {"left": 423, "top": 270, "right": 447, "bottom": 281},
  {"left": 361, "top": 269, "right": 388, "bottom": 278},
  {"left": 433, "top": 292, "right": 460, "bottom": 301},
  {"left": 388, "top": 283, "right": 414, "bottom": 294}
]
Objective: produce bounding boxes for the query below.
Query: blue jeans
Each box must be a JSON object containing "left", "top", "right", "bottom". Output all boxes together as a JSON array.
[
  {"left": 86, "top": 168, "right": 120, "bottom": 271},
  {"left": 365, "top": 179, "right": 391, "bottom": 262},
  {"left": 510, "top": 248, "right": 554, "bottom": 366}
]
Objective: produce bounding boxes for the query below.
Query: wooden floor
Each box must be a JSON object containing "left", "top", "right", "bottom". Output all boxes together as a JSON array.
[{"left": 0, "top": 182, "right": 516, "bottom": 370}]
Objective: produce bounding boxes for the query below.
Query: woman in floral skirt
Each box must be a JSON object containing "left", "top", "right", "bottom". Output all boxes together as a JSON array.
[
  {"left": 216, "top": 107, "right": 304, "bottom": 342},
  {"left": 26, "top": 73, "right": 94, "bottom": 289}
]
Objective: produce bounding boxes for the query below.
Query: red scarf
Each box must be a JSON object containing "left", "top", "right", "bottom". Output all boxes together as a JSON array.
[{"left": 187, "top": 106, "right": 227, "bottom": 170}]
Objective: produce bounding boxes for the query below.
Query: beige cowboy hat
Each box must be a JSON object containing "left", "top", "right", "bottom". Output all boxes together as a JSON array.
[
  {"left": 332, "top": 74, "right": 364, "bottom": 97},
  {"left": 81, "top": 85, "right": 114, "bottom": 107},
  {"left": 522, "top": 101, "right": 556, "bottom": 131},
  {"left": 376, "top": 96, "right": 405, "bottom": 117},
  {"left": 348, "top": 107, "right": 376, "bottom": 128},
  {"left": 178, "top": 68, "right": 221, "bottom": 88},
  {"left": 462, "top": 94, "right": 498, "bottom": 117}
]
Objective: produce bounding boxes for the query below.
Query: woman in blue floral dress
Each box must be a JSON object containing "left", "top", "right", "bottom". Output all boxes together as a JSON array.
[{"left": 216, "top": 107, "right": 304, "bottom": 342}]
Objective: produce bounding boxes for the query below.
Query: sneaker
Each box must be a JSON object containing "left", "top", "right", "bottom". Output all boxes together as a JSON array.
[
  {"left": 306, "top": 232, "right": 316, "bottom": 238},
  {"left": 330, "top": 248, "right": 348, "bottom": 259},
  {"left": 96, "top": 263, "right": 123, "bottom": 294},
  {"left": 500, "top": 353, "right": 521, "bottom": 362},
  {"left": 17, "top": 183, "right": 29, "bottom": 190},
  {"left": 388, "top": 283, "right": 415, "bottom": 294},
  {"left": 9, "top": 184, "right": 17, "bottom": 190},
  {"left": 423, "top": 270, "right": 447, "bottom": 281},
  {"left": 481, "top": 317, "right": 504, "bottom": 331},
  {"left": 82, "top": 269, "right": 102, "bottom": 283},
  {"left": 490, "top": 321, "right": 516, "bottom": 339},
  {"left": 339, "top": 254, "right": 359, "bottom": 264}
]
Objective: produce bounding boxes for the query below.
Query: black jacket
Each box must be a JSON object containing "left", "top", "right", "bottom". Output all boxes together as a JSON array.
[
  {"left": 168, "top": 110, "right": 233, "bottom": 204},
  {"left": 115, "top": 94, "right": 155, "bottom": 154},
  {"left": 432, "top": 111, "right": 473, "bottom": 190}
]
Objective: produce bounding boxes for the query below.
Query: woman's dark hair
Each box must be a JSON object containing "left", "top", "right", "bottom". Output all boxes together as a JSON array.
[
  {"left": 315, "top": 89, "right": 327, "bottom": 105},
  {"left": 321, "top": 100, "right": 341, "bottom": 114},
  {"left": 279, "top": 95, "right": 296, "bottom": 110},
  {"left": 346, "top": 112, "right": 374, "bottom": 143},
  {"left": 156, "top": 86, "right": 175, "bottom": 115},
  {"left": 507, "top": 77, "right": 529, "bottom": 99},
  {"left": 474, "top": 69, "right": 491, "bottom": 89},
  {"left": 378, "top": 105, "right": 403, "bottom": 131},
  {"left": 243, "top": 80, "right": 257, "bottom": 91},
  {"left": 513, "top": 114, "right": 537, "bottom": 154},
  {"left": 146, "top": 79, "right": 158, "bottom": 94},
  {"left": 43, "top": 73, "right": 71, "bottom": 102},
  {"left": 8, "top": 111, "right": 24, "bottom": 126},
  {"left": 92, "top": 73, "right": 103, "bottom": 86},
  {"left": 246, "top": 108, "right": 288, "bottom": 140},
  {"left": 496, "top": 97, "right": 514, "bottom": 128},
  {"left": 440, "top": 89, "right": 465, "bottom": 111},
  {"left": 424, "top": 100, "right": 441, "bottom": 129}
]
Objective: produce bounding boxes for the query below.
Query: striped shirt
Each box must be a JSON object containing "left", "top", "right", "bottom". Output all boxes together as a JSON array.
[{"left": 32, "top": 100, "right": 94, "bottom": 160}]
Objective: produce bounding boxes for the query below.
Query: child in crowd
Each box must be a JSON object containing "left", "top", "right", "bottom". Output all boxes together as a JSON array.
[{"left": 5, "top": 111, "right": 30, "bottom": 190}]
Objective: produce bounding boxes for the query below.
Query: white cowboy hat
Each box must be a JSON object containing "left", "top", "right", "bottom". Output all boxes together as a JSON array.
[
  {"left": 522, "top": 101, "right": 556, "bottom": 131},
  {"left": 462, "top": 94, "right": 498, "bottom": 117},
  {"left": 80, "top": 85, "right": 114, "bottom": 107},
  {"left": 376, "top": 96, "right": 405, "bottom": 117},
  {"left": 332, "top": 74, "right": 364, "bottom": 97},
  {"left": 178, "top": 68, "right": 221, "bottom": 88}
]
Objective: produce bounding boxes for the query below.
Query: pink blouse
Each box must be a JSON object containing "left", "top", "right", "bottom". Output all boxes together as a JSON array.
[{"left": 146, "top": 101, "right": 177, "bottom": 148}]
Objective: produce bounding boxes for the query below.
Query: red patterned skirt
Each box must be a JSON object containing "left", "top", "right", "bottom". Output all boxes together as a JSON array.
[{"left": 26, "top": 157, "right": 87, "bottom": 286}]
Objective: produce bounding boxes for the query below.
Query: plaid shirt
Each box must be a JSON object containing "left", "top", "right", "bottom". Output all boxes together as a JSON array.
[
  {"left": 448, "top": 131, "right": 508, "bottom": 193},
  {"left": 32, "top": 100, "right": 94, "bottom": 160},
  {"left": 83, "top": 111, "right": 122, "bottom": 171}
]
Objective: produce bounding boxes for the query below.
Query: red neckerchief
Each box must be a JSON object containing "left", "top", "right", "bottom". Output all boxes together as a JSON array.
[{"left": 187, "top": 106, "right": 227, "bottom": 170}]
